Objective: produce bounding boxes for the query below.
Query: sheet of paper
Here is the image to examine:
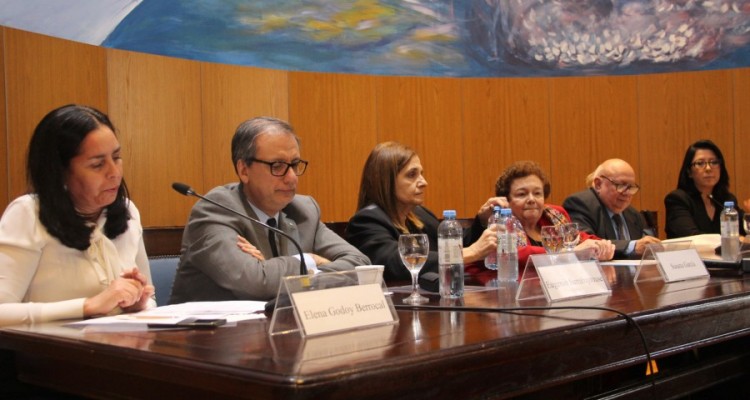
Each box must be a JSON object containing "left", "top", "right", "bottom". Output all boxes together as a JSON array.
[
  {"left": 663, "top": 234, "right": 720, "bottom": 258},
  {"left": 66, "top": 300, "right": 267, "bottom": 329}
]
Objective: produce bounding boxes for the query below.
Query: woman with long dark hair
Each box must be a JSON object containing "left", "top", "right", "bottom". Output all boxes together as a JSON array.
[
  {"left": 665, "top": 140, "right": 746, "bottom": 238},
  {"left": 0, "top": 104, "right": 154, "bottom": 326}
]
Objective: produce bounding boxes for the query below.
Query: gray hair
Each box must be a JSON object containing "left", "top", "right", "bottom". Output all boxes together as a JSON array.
[{"left": 231, "top": 116, "right": 300, "bottom": 173}]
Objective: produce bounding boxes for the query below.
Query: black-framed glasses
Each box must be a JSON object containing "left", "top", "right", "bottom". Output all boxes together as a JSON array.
[
  {"left": 248, "top": 158, "right": 308, "bottom": 176},
  {"left": 690, "top": 159, "right": 721, "bottom": 169},
  {"left": 599, "top": 175, "right": 640, "bottom": 195}
]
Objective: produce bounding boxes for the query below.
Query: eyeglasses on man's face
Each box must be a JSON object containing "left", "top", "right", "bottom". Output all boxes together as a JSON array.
[
  {"left": 599, "top": 175, "right": 640, "bottom": 195},
  {"left": 248, "top": 158, "right": 308, "bottom": 176},
  {"left": 690, "top": 159, "right": 721, "bottom": 169}
]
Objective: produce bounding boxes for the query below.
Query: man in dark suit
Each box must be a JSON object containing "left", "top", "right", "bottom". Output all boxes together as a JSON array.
[
  {"left": 170, "top": 117, "right": 369, "bottom": 303},
  {"left": 563, "top": 159, "right": 660, "bottom": 259}
]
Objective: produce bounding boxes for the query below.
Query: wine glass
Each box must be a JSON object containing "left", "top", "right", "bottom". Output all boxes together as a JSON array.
[
  {"left": 541, "top": 226, "right": 562, "bottom": 254},
  {"left": 398, "top": 234, "right": 429, "bottom": 304},
  {"left": 561, "top": 223, "right": 580, "bottom": 252}
]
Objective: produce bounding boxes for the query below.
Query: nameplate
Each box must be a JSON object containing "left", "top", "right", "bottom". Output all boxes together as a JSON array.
[
  {"left": 654, "top": 249, "right": 709, "bottom": 282},
  {"left": 291, "top": 284, "right": 395, "bottom": 336},
  {"left": 537, "top": 260, "right": 610, "bottom": 302}
]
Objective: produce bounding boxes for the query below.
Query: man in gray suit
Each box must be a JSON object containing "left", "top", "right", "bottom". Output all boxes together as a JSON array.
[
  {"left": 170, "top": 117, "right": 370, "bottom": 303},
  {"left": 563, "top": 159, "right": 660, "bottom": 259}
]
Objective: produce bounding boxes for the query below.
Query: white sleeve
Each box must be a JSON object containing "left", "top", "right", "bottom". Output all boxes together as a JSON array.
[{"left": 0, "top": 197, "right": 85, "bottom": 326}]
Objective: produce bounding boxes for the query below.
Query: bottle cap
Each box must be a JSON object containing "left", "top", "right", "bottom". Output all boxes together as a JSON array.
[
  {"left": 443, "top": 210, "right": 456, "bottom": 218},
  {"left": 724, "top": 201, "right": 734, "bottom": 207},
  {"left": 493, "top": 205, "right": 501, "bottom": 212}
]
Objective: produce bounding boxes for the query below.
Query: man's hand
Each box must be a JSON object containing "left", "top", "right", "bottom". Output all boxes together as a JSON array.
[
  {"left": 311, "top": 254, "right": 330, "bottom": 266},
  {"left": 634, "top": 236, "right": 661, "bottom": 256},
  {"left": 237, "top": 235, "right": 265, "bottom": 260}
]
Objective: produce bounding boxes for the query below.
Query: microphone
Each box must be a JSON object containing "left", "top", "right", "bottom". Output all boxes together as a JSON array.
[
  {"left": 171, "top": 182, "right": 306, "bottom": 314},
  {"left": 707, "top": 194, "right": 724, "bottom": 208}
]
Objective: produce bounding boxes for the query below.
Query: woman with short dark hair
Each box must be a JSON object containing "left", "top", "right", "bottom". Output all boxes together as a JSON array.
[{"left": 495, "top": 161, "right": 615, "bottom": 268}]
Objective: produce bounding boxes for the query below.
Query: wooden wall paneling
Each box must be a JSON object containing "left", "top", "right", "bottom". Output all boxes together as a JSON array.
[
  {"left": 4, "top": 28, "right": 108, "bottom": 202},
  {"left": 289, "top": 72, "right": 378, "bottom": 223},
  {"left": 377, "top": 76, "right": 465, "bottom": 217},
  {"left": 637, "top": 70, "right": 734, "bottom": 238},
  {"left": 461, "top": 77, "right": 551, "bottom": 215},
  {"left": 107, "top": 49, "right": 203, "bottom": 227},
  {"left": 0, "top": 28, "right": 7, "bottom": 210},
  {"left": 549, "top": 76, "right": 639, "bottom": 207},
  {"left": 732, "top": 68, "right": 750, "bottom": 210},
  {"left": 201, "top": 63, "right": 289, "bottom": 191}
]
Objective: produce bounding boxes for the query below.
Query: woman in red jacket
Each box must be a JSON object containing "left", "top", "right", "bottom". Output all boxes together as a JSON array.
[{"left": 495, "top": 161, "right": 615, "bottom": 270}]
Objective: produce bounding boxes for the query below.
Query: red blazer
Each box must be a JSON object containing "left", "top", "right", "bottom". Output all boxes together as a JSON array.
[
  {"left": 517, "top": 204, "right": 600, "bottom": 271},
  {"left": 466, "top": 204, "right": 600, "bottom": 284}
]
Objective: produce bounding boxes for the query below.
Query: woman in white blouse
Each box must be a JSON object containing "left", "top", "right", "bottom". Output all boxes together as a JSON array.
[{"left": 0, "top": 104, "right": 155, "bottom": 326}]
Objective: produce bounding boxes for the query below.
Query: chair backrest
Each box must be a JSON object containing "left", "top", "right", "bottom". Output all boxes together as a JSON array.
[
  {"left": 325, "top": 221, "right": 348, "bottom": 240},
  {"left": 143, "top": 227, "right": 184, "bottom": 256},
  {"left": 149, "top": 255, "right": 179, "bottom": 306},
  {"left": 143, "top": 227, "right": 184, "bottom": 306}
]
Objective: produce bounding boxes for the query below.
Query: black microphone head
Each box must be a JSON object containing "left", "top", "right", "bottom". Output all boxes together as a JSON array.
[{"left": 172, "top": 182, "right": 193, "bottom": 196}]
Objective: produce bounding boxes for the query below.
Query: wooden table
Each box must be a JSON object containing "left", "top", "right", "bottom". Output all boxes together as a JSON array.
[{"left": 2, "top": 265, "right": 750, "bottom": 399}]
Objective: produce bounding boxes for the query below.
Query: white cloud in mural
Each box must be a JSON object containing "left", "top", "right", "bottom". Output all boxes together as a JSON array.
[{"left": 0, "top": 0, "right": 141, "bottom": 45}]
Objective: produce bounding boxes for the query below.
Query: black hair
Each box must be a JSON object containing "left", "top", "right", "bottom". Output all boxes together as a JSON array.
[
  {"left": 26, "top": 104, "right": 131, "bottom": 250},
  {"left": 676, "top": 139, "right": 730, "bottom": 198}
]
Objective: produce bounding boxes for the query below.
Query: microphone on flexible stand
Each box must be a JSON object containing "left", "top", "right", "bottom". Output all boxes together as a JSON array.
[
  {"left": 171, "top": 182, "right": 306, "bottom": 314},
  {"left": 707, "top": 194, "right": 725, "bottom": 208}
]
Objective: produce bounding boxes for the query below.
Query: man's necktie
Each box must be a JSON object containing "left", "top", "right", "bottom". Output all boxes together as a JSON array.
[
  {"left": 267, "top": 218, "right": 280, "bottom": 257},
  {"left": 613, "top": 214, "right": 628, "bottom": 241}
]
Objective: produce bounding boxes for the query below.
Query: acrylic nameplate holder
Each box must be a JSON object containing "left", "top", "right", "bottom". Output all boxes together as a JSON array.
[
  {"left": 268, "top": 270, "right": 398, "bottom": 337},
  {"left": 634, "top": 241, "right": 708, "bottom": 283},
  {"left": 516, "top": 248, "right": 610, "bottom": 302}
]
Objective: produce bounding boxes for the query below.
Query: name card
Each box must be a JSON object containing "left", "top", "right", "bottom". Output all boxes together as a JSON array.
[
  {"left": 291, "top": 283, "right": 396, "bottom": 336},
  {"left": 536, "top": 260, "right": 610, "bottom": 302},
  {"left": 654, "top": 248, "right": 709, "bottom": 282}
]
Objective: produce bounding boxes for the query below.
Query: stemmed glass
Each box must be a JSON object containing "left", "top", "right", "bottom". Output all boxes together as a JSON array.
[
  {"left": 561, "top": 223, "right": 580, "bottom": 252},
  {"left": 541, "top": 226, "right": 562, "bottom": 254},
  {"left": 398, "top": 234, "right": 429, "bottom": 304}
]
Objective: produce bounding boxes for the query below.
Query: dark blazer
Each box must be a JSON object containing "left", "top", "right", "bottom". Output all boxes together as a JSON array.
[
  {"left": 664, "top": 188, "right": 745, "bottom": 238},
  {"left": 563, "top": 188, "right": 648, "bottom": 258},
  {"left": 169, "top": 183, "right": 370, "bottom": 303},
  {"left": 346, "top": 204, "right": 482, "bottom": 288}
]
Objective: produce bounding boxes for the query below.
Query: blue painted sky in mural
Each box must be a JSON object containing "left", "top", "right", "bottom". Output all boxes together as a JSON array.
[{"left": 3, "top": 0, "right": 750, "bottom": 77}]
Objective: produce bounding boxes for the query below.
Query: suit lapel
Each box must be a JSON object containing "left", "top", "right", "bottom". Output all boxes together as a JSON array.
[
  {"left": 278, "top": 211, "right": 301, "bottom": 256},
  {"left": 622, "top": 209, "right": 641, "bottom": 238},
  {"left": 591, "top": 190, "right": 618, "bottom": 240},
  {"left": 245, "top": 207, "right": 276, "bottom": 259}
]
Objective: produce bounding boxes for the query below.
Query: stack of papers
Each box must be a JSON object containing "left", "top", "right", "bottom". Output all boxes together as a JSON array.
[{"left": 66, "top": 301, "right": 267, "bottom": 330}]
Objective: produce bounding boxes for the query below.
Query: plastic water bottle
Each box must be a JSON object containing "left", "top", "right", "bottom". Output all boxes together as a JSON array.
[
  {"left": 438, "top": 210, "right": 464, "bottom": 298},
  {"left": 720, "top": 201, "right": 740, "bottom": 262},
  {"left": 484, "top": 206, "right": 502, "bottom": 270},
  {"left": 497, "top": 208, "right": 519, "bottom": 282}
]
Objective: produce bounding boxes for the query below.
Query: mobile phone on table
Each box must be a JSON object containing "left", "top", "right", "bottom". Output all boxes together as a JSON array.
[{"left": 175, "top": 317, "right": 227, "bottom": 328}]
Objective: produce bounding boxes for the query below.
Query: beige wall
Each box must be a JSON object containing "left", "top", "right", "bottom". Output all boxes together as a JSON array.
[{"left": 2, "top": 27, "right": 749, "bottom": 237}]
